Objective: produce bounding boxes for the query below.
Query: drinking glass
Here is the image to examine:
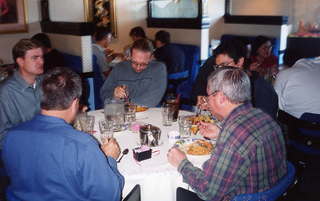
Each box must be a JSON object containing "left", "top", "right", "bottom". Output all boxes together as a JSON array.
[
  {"left": 165, "top": 95, "right": 179, "bottom": 122},
  {"left": 178, "top": 116, "right": 192, "bottom": 138},
  {"left": 79, "top": 114, "right": 95, "bottom": 134},
  {"left": 99, "top": 120, "right": 114, "bottom": 144},
  {"left": 124, "top": 102, "right": 136, "bottom": 125},
  {"left": 162, "top": 103, "right": 174, "bottom": 126}
]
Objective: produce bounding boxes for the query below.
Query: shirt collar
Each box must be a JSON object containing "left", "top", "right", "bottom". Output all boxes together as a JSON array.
[{"left": 12, "top": 70, "right": 41, "bottom": 91}]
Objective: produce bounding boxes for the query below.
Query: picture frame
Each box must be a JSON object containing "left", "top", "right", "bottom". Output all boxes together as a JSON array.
[
  {"left": 84, "top": 0, "right": 117, "bottom": 37},
  {"left": 0, "top": 0, "right": 28, "bottom": 34}
]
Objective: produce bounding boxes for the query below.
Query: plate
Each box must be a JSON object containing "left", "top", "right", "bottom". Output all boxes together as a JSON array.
[
  {"left": 175, "top": 138, "right": 215, "bottom": 155},
  {"left": 136, "top": 105, "right": 148, "bottom": 112}
]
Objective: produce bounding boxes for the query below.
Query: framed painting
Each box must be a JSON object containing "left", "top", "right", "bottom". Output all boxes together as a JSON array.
[
  {"left": 84, "top": 0, "right": 117, "bottom": 37},
  {"left": 0, "top": 0, "right": 27, "bottom": 34}
]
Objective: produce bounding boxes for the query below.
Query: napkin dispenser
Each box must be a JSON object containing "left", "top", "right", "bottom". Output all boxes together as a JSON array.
[
  {"left": 139, "top": 124, "right": 161, "bottom": 147},
  {"left": 133, "top": 146, "right": 152, "bottom": 161}
]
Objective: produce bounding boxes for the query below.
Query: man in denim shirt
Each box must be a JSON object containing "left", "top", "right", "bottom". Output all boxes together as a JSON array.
[{"left": 0, "top": 39, "right": 44, "bottom": 149}]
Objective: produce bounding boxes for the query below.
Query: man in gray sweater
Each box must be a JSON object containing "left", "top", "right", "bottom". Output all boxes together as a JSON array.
[{"left": 100, "top": 39, "right": 167, "bottom": 107}]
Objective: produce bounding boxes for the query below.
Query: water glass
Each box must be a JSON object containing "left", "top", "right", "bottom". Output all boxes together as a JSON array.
[
  {"left": 124, "top": 102, "right": 136, "bottom": 125},
  {"left": 178, "top": 116, "right": 192, "bottom": 138},
  {"left": 79, "top": 114, "right": 95, "bottom": 134},
  {"left": 99, "top": 120, "right": 114, "bottom": 144},
  {"left": 162, "top": 103, "right": 174, "bottom": 126}
]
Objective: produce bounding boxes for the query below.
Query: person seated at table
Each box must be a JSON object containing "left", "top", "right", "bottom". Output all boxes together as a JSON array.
[
  {"left": 31, "top": 33, "right": 66, "bottom": 72},
  {"left": 92, "top": 27, "right": 122, "bottom": 79},
  {"left": 167, "top": 67, "right": 287, "bottom": 201},
  {"left": 249, "top": 35, "right": 278, "bottom": 79},
  {"left": 2, "top": 67, "right": 124, "bottom": 201},
  {"left": 123, "top": 26, "right": 154, "bottom": 60},
  {"left": 154, "top": 30, "right": 185, "bottom": 74},
  {"left": 274, "top": 54, "right": 320, "bottom": 118},
  {"left": 0, "top": 39, "right": 44, "bottom": 149},
  {"left": 100, "top": 39, "right": 167, "bottom": 107},
  {"left": 192, "top": 38, "right": 278, "bottom": 119}
]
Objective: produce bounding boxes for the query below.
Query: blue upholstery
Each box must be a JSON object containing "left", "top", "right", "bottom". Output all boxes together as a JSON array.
[
  {"left": 220, "top": 34, "right": 282, "bottom": 64},
  {"left": 61, "top": 52, "right": 103, "bottom": 110},
  {"left": 232, "top": 161, "right": 295, "bottom": 201},
  {"left": 172, "top": 43, "right": 201, "bottom": 83},
  {"left": 62, "top": 52, "right": 83, "bottom": 73},
  {"left": 292, "top": 113, "right": 320, "bottom": 155},
  {"left": 172, "top": 43, "right": 200, "bottom": 110}
]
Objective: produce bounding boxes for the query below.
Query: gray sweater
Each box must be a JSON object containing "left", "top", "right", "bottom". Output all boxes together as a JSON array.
[{"left": 100, "top": 60, "right": 167, "bottom": 107}]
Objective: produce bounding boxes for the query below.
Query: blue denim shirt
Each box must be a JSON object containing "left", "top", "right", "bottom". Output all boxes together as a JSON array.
[
  {"left": 0, "top": 71, "right": 41, "bottom": 148},
  {"left": 2, "top": 114, "right": 124, "bottom": 201}
]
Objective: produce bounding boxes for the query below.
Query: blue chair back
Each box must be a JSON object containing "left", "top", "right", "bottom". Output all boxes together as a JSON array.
[
  {"left": 278, "top": 110, "right": 320, "bottom": 155},
  {"left": 232, "top": 161, "right": 295, "bottom": 201}
]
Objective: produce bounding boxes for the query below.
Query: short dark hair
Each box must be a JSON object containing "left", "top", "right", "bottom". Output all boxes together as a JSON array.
[
  {"left": 213, "top": 39, "right": 246, "bottom": 64},
  {"left": 155, "top": 30, "right": 170, "bottom": 44},
  {"left": 31, "top": 33, "right": 52, "bottom": 48},
  {"left": 131, "top": 39, "right": 153, "bottom": 53},
  {"left": 251, "top": 35, "right": 271, "bottom": 56},
  {"left": 41, "top": 67, "right": 82, "bottom": 110},
  {"left": 12, "top": 39, "right": 43, "bottom": 63},
  {"left": 94, "top": 27, "right": 112, "bottom": 41},
  {"left": 129, "top": 26, "right": 146, "bottom": 38}
]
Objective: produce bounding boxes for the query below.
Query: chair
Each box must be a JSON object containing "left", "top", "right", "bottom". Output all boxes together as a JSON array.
[
  {"left": 277, "top": 110, "right": 320, "bottom": 199},
  {"left": 232, "top": 162, "right": 296, "bottom": 201},
  {"left": 123, "top": 185, "right": 141, "bottom": 201},
  {"left": 277, "top": 110, "right": 320, "bottom": 158},
  {"left": 176, "top": 162, "right": 295, "bottom": 201}
]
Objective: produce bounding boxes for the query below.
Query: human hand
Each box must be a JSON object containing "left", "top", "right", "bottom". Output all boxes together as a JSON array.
[
  {"left": 198, "top": 121, "right": 220, "bottom": 140},
  {"left": 196, "top": 96, "right": 208, "bottom": 110},
  {"left": 167, "top": 147, "right": 187, "bottom": 168},
  {"left": 249, "top": 62, "right": 260, "bottom": 71},
  {"left": 101, "top": 138, "right": 121, "bottom": 160},
  {"left": 104, "top": 48, "right": 114, "bottom": 56},
  {"left": 113, "top": 85, "right": 128, "bottom": 99}
]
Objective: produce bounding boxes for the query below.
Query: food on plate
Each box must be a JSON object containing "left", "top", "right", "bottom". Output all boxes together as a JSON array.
[
  {"left": 176, "top": 139, "right": 214, "bottom": 155},
  {"left": 187, "top": 115, "right": 214, "bottom": 134},
  {"left": 136, "top": 105, "right": 148, "bottom": 112},
  {"left": 187, "top": 139, "right": 214, "bottom": 155}
]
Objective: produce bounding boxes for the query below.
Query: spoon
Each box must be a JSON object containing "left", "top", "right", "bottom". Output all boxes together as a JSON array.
[{"left": 117, "top": 148, "right": 129, "bottom": 163}]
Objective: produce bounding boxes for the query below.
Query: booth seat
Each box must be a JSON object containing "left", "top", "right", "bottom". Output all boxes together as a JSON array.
[
  {"left": 62, "top": 52, "right": 103, "bottom": 110},
  {"left": 220, "top": 34, "right": 282, "bottom": 64},
  {"left": 172, "top": 43, "right": 200, "bottom": 111}
]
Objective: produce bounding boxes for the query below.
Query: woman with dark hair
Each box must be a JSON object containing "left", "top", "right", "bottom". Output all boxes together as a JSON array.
[{"left": 249, "top": 36, "right": 278, "bottom": 80}]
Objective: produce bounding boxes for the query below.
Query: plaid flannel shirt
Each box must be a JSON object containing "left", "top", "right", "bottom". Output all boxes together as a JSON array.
[{"left": 178, "top": 102, "right": 287, "bottom": 201}]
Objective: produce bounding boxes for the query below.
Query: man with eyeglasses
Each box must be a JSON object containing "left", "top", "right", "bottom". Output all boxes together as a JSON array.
[
  {"left": 192, "top": 38, "right": 278, "bottom": 119},
  {"left": 168, "top": 67, "right": 287, "bottom": 201},
  {"left": 100, "top": 39, "right": 167, "bottom": 107}
]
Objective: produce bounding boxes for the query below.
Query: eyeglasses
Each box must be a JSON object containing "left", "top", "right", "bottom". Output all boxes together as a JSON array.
[
  {"left": 213, "top": 61, "right": 233, "bottom": 69},
  {"left": 131, "top": 60, "right": 149, "bottom": 68},
  {"left": 207, "top": 90, "right": 219, "bottom": 98}
]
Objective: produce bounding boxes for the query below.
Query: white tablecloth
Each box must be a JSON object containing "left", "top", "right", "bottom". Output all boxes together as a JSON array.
[{"left": 88, "top": 108, "right": 209, "bottom": 201}]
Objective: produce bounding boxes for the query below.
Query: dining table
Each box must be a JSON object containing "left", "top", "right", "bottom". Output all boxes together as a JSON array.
[{"left": 88, "top": 107, "right": 211, "bottom": 201}]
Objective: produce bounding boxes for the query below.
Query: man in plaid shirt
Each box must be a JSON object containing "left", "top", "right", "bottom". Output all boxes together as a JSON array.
[{"left": 167, "top": 67, "right": 287, "bottom": 201}]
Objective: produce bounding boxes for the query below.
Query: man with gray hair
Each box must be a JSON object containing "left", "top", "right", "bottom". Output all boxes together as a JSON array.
[
  {"left": 168, "top": 67, "right": 287, "bottom": 201},
  {"left": 2, "top": 67, "right": 124, "bottom": 201}
]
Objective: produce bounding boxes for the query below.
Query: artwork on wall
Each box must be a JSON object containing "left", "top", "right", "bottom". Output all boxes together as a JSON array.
[
  {"left": 85, "top": 0, "right": 117, "bottom": 37},
  {"left": 0, "top": 0, "right": 27, "bottom": 34}
]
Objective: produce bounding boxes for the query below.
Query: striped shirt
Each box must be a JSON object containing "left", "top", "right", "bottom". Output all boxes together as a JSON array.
[{"left": 178, "top": 102, "right": 287, "bottom": 201}]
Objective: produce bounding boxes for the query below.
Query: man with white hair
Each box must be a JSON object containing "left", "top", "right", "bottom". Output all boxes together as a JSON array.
[{"left": 168, "top": 67, "right": 287, "bottom": 201}]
